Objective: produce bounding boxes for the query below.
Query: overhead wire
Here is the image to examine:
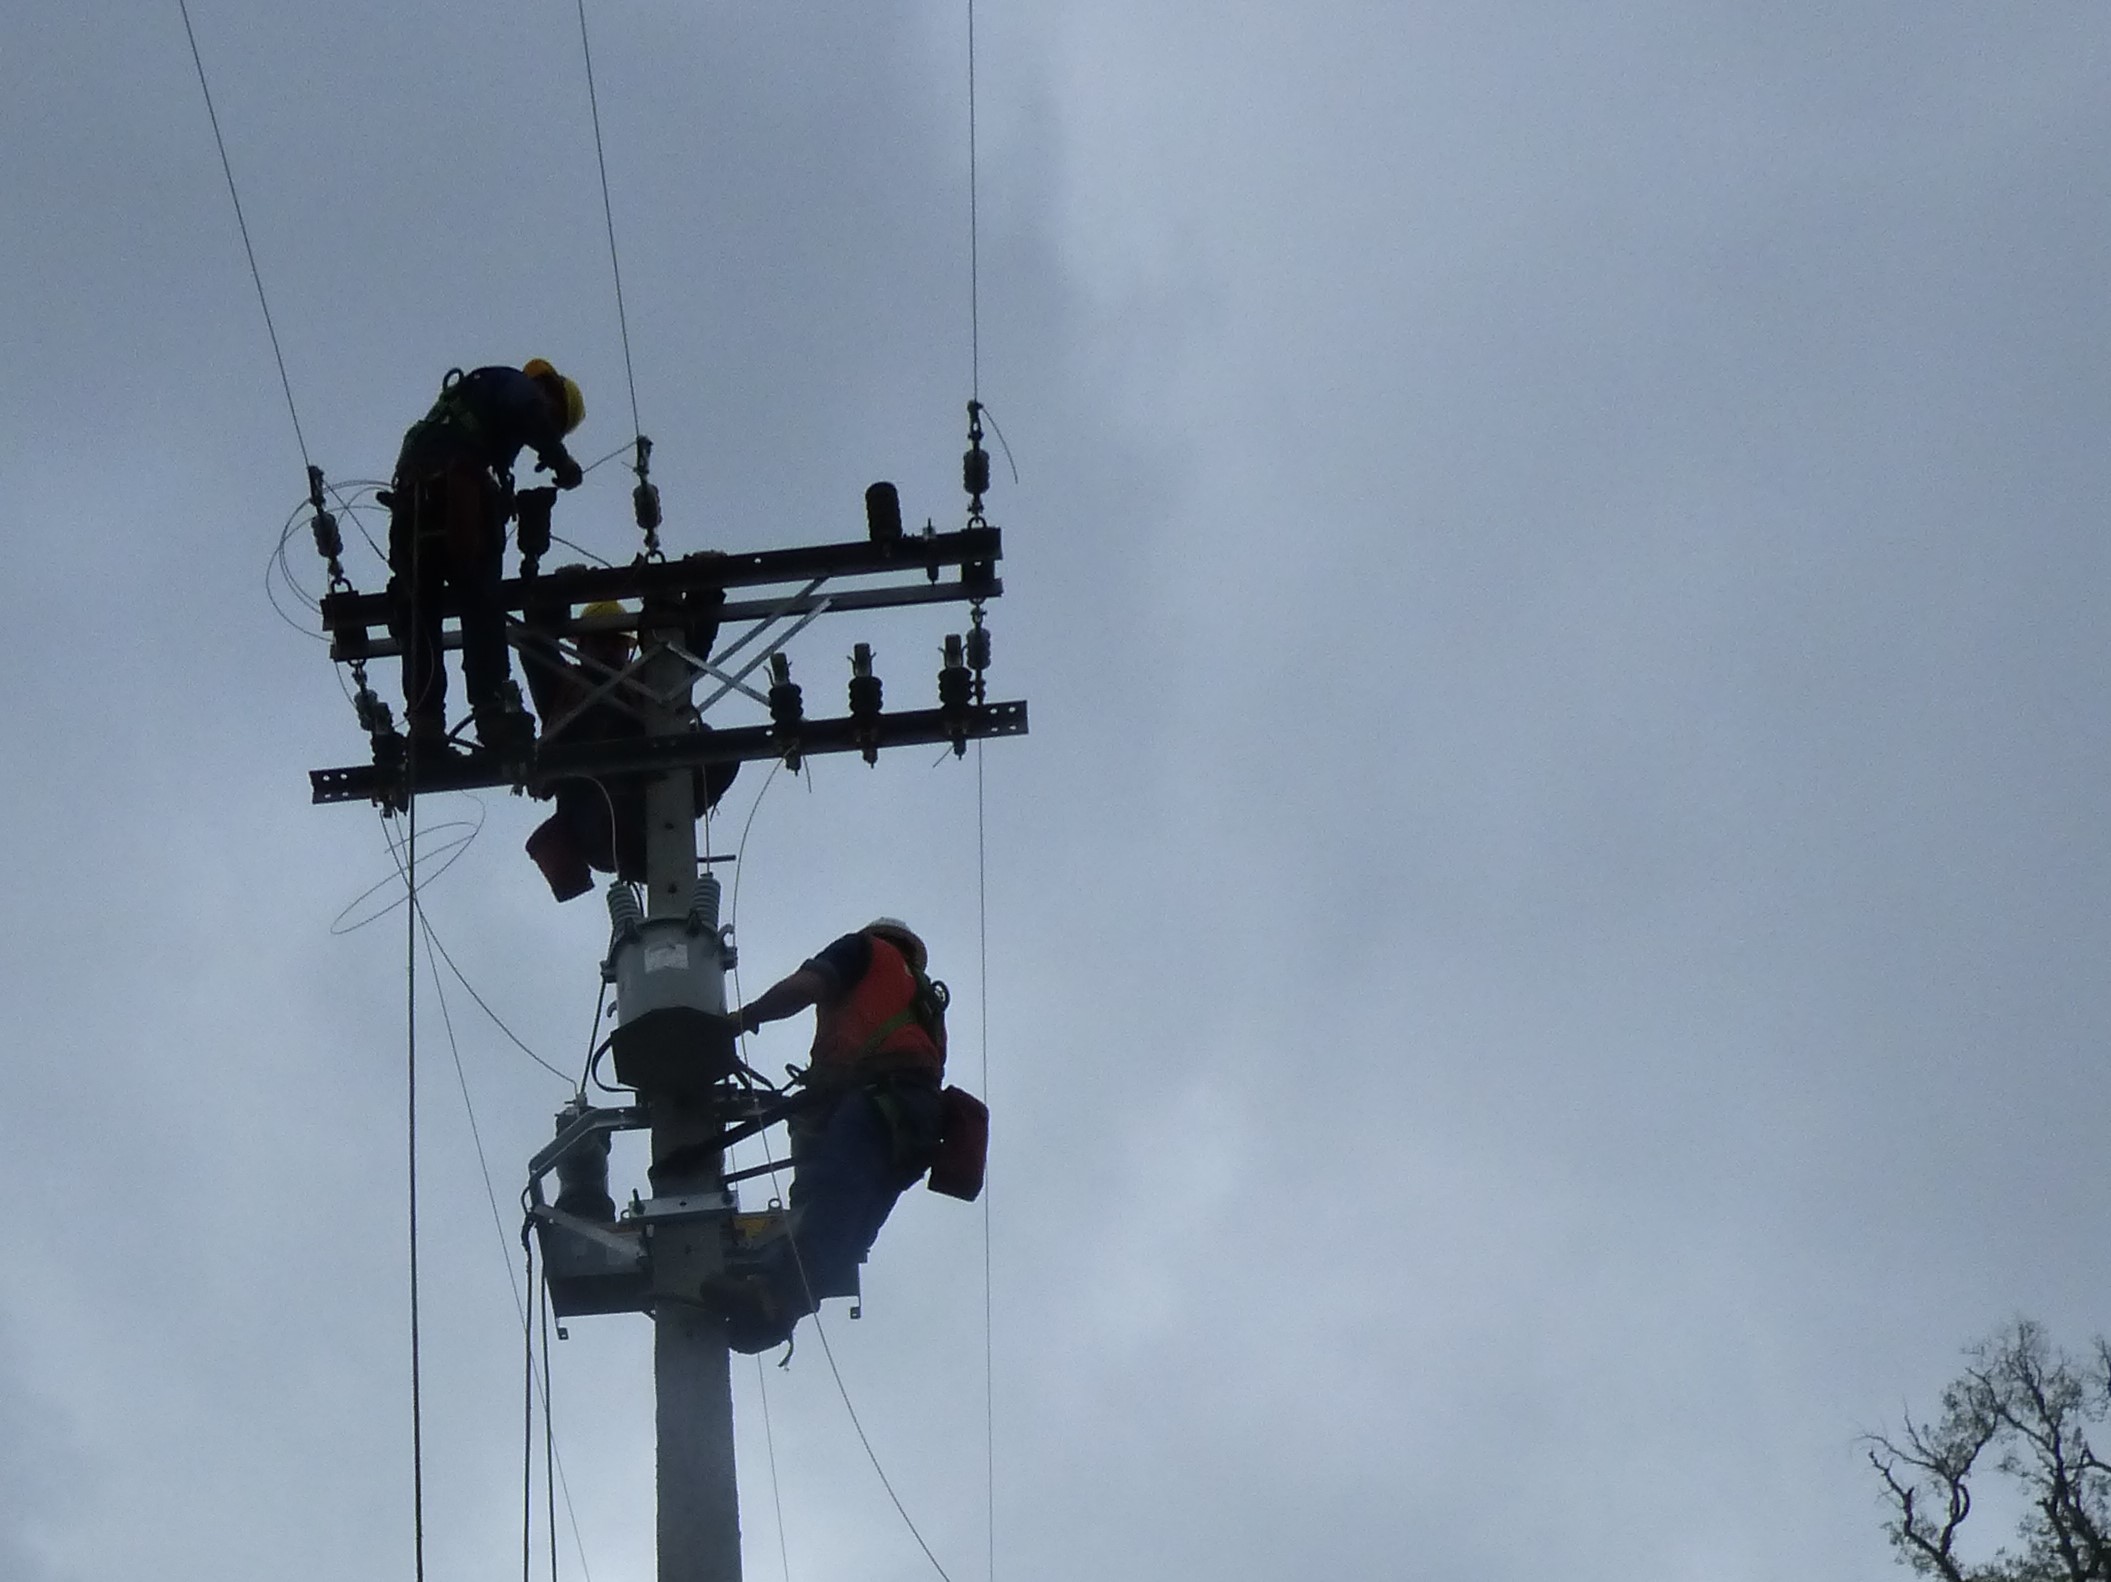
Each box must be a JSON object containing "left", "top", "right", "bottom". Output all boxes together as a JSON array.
[
  {"left": 721, "top": 775, "right": 959, "bottom": 1582},
  {"left": 572, "top": 0, "right": 643, "bottom": 444},
  {"left": 190, "top": 0, "right": 652, "bottom": 1571},
  {"left": 176, "top": 0, "right": 314, "bottom": 475},
  {"left": 967, "top": 0, "right": 981, "bottom": 405},
  {"left": 965, "top": 7, "right": 999, "bottom": 1575},
  {"left": 397, "top": 801, "right": 427, "bottom": 1582},
  {"left": 722, "top": 760, "right": 797, "bottom": 1578},
  {"left": 976, "top": 737, "right": 995, "bottom": 1582},
  {"left": 379, "top": 815, "right": 597, "bottom": 1579}
]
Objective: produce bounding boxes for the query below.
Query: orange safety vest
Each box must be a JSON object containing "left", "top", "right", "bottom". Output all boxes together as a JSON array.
[{"left": 809, "top": 935, "right": 945, "bottom": 1085}]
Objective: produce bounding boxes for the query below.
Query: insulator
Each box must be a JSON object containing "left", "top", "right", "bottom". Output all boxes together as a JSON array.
[
  {"left": 354, "top": 686, "right": 395, "bottom": 737},
  {"left": 606, "top": 882, "right": 643, "bottom": 942},
  {"left": 310, "top": 508, "right": 342, "bottom": 564},
  {"left": 768, "top": 654, "right": 804, "bottom": 730},
  {"left": 963, "top": 443, "right": 990, "bottom": 499},
  {"left": 633, "top": 480, "right": 662, "bottom": 534},
  {"left": 939, "top": 635, "right": 972, "bottom": 712},
  {"left": 965, "top": 623, "right": 991, "bottom": 673},
  {"left": 849, "top": 645, "right": 883, "bottom": 756},
  {"left": 865, "top": 481, "right": 903, "bottom": 542},
  {"left": 689, "top": 872, "right": 722, "bottom": 933}
]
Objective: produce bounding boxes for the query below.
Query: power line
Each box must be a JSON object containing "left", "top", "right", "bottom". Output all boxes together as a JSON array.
[
  {"left": 398, "top": 802, "right": 427, "bottom": 1582},
  {"left": 175, "top": 0, "right": 314, "bottom": 474},
  {"left": 967, "top": 0, "right": 982, "bottom": 404},
  {"left": 379, "top": 815, "right": 596, "bottom": 1582},
  {"left": 573, "top": 0, "right": 643, "bottom": 443},
  {"left": 976, "top": 738, "right": 996, "bottom": 1582}
]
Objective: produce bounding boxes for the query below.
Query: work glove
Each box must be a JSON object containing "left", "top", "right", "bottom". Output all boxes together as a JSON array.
[{"left": 545, "top": 452, "right": 585, "bottom": 491}]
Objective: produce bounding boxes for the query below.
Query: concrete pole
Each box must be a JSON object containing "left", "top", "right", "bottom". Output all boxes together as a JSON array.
[{"left": 637, "top": 609, "right": 742, "bottom": 1582}]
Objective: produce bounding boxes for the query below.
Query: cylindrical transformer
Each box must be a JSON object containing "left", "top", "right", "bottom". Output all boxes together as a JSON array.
[{"left": 608, "top": 914, "right": 736, "bottom": 1096}]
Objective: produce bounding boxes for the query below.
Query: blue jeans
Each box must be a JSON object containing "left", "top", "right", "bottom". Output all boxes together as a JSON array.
[{"left": 778, "top": 1080, "right": 942, "bottom": 1317}]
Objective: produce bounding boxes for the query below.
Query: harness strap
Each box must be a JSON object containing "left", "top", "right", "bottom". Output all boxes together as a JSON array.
[{"left": 854, "top": 1006, "right": 918, "bottom": 1063}]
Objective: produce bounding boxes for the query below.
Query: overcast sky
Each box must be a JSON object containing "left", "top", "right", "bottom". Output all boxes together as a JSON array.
[{"left": 4, "top": 3, "right": 2110, "bottom": 1578}]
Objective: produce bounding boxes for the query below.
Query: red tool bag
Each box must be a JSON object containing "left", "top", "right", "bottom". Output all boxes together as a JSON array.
[{"left": 927, "top": 1085, "right": 989, "bottom": 1201}]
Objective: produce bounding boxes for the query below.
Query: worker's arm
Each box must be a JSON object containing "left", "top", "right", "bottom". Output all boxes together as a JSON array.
[
  {"left": 487, "top": 369, "right": 584, "bottom": 487},
  {"left": 736, "top": 966, "right": 829, "bottom": 1035}
]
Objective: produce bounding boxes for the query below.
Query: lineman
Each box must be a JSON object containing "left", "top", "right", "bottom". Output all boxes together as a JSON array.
[
  {"left": 387, "top": 360, "right": 586, "bottom": 758},
  {"left": 518, "top": 585, "right": 740, "bottom": 901},
  {"left": 709, "top": 918, "right": 948, "bottom": 1351}
]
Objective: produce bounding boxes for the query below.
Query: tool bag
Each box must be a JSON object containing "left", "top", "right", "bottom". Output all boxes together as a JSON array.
[{"left": 927, "top": 1085, "right": 989, "bottom": 1201}]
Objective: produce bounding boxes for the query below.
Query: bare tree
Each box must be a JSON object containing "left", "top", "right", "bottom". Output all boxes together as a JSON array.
[{"left": 1869, "top": 1321, "right": 2111, "bottom": 1581}]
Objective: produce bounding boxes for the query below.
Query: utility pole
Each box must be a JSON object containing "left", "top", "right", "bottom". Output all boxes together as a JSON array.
[{"left": 310, "top": 463, "right": 1023, "bottom": 1581}]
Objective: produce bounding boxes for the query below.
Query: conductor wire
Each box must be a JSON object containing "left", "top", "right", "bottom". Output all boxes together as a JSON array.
[
  {"left": 176, "top": 0, "right": 314, "bottom": 474},
  {"left": 573, "top": 0, "right": 643, "bottom": 442},
  {"left": 967, "top": 0, "right": 982, "bottom": 403}
]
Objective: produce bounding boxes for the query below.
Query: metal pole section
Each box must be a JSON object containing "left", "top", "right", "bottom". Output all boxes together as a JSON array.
[{"left": 638, "top": 607, "right": 742, "bottom": 1582}]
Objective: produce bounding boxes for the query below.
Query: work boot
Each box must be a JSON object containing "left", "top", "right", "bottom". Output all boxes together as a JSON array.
[
  {"left": 473, "top": 683, "right": 535, "bottom": 757},
  {"left": 406, "top": 713, "right": 460, "bottom": 769}
]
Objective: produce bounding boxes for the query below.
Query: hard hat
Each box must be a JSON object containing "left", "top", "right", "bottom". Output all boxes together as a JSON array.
[
  {"left": 523, "top": 358, "right": 587, "bottom": 435},
  {"left": 578, "top": 599, "right": 633, "bottom": 656},
  {"left": 864, "top": 917, "right": 927, "bottom": 970}
]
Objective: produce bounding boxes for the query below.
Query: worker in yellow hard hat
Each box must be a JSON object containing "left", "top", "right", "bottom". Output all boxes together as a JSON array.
[
  {"left": 519, "top": 582, "right": 741, "bottom": 900},
  {"left": 386, "top": 360, "right": 587, "bottom": 758}
]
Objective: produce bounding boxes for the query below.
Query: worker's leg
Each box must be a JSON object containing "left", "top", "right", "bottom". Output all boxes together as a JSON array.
[
  {"left": 450, "top": 467, "right": 512, "bottom": 719},
  {"left": 782, "top": 1083, "right": 940, "bottom": 1311},
  {"left": 388, "top": 481, "right": 450, "bottom": 741}
]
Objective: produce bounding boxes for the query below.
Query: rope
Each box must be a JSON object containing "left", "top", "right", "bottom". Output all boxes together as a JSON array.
[
  {"left": 522, "top": 1242, "right": 536, "bottom": 1582},
  {"left": 377, "top": 817, "right": 597, "bottom": 1581},
  {"left": 756, "top": 1358, "right": 794, "bottom": 1582},
  {"left": 542, "top": 1282, "right": 560, "bottom": 1582},
  {"left": 573, "top": 0, "right": 643, "bottom": 443},
  {"left": 417, "top": 915, "right": 579, "bottom": 1088},
  {"left": 805, "top": 1307, "right": 956, "bottom": 1582},
  {"left": 176, "top": 0, "right": 314, "bottom": 475}
]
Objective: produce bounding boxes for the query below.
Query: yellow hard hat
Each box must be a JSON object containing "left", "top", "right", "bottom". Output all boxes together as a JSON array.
[
  {"left": 581, "top": 600, "right": 628, "bottom": 621},
  {"left": 523, "top": 359, "right": 586, "bottom": 435}
]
